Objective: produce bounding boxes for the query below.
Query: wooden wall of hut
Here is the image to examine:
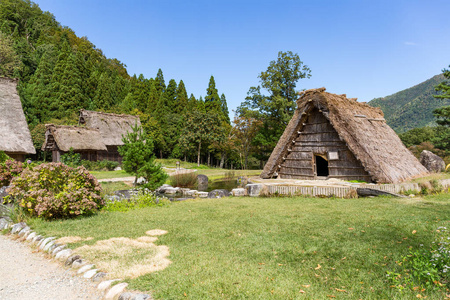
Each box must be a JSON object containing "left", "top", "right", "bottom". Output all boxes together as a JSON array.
[
  {"left": 97, "top": 146, "right": 122, "bottom": 162},
  {"left": 278, "top": 108, "right": 372, "bottom": 182}
]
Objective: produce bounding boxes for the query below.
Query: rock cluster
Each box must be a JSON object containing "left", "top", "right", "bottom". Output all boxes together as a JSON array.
[{"left": 1, "top": 220, "right": 153, "bottom": 300}]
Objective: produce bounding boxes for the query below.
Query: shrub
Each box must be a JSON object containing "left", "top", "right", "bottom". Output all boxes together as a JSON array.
[
  {"left": 0, "top": 151, "right": 10, "bottom": 163},
  {"left": 81, "top": 159, "right": 120, "bottom": 171},
  {"left": 169, "top": 172, "right": 198, "bottom": 188},
  {"left": 104, "top": 189, "right": 170, "bottom": 212},
  {"left": 0, "top": 159, "right": 24, "bottom": 187},
  {"left": 60, "top": 148, "right": 82, "bottom": 168},
  {"left": 6, "top": 163, "right": 104, "bottom": 219},
  {"left": 98, "top": 160, "right": 120, "bottom": 171}
]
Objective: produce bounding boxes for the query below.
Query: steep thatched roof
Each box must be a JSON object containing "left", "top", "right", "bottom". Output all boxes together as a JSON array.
[
  {"left": 261, "top": 88, "right": 428, "bottom": 184},
  {"left": 0, "top": 77, "right": 35, "bottom": 155},
  {"left": 42, "top": 124, "right": 107, "bottom": 152},
  {"left": 79, "top": 109, "right": 141, "bottom": 146}
]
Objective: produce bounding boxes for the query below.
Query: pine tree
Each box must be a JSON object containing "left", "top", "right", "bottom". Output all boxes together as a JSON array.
[
  {"left": 204, "top": 75, "right": 222, "bottom": 112},
  {"left": 21, "top": 45, "right": 57, "bottom": 124},
  {"left": 187, "top": 94, "right": 198, "bottom": 112},
  {"left": 197, "top": 96, "right": 206, "bottom": 113},
  {"left": 163, "top": 79, "right": 177, "bottom": 111},
  {"left": 118, "top": 123, "right": 168, "bottom": 188},
  {"left": 175, "top": 80, "right": 189, "bottom": 114},
  {"left": 155, "top": 68, "right": 166, "bottom": 95},
  {"left": 93, "top": 72, "right": 115, "bottom": 109},
  {"left": 220, "top": 93, "right": 230, "bottom": 124}
]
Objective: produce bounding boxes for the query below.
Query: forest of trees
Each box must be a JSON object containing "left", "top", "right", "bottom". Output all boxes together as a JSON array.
[
  {"left": 2, "top": 0, "right": 449, "bottom": 169},
  {"left": 0, "top": 0, "right": 235, "bottom": 167}
]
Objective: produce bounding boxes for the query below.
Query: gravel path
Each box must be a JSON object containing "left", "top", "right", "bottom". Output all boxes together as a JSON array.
[{"left": 0, "top": 234, "right": 103, "bottom": 300}]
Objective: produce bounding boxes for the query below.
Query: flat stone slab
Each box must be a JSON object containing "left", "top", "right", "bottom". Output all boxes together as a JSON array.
[
  {"left": 245, "top": 184, "right": 265, "bottom": 197},
  {"left": 105, "top": 282, "right": 128, "bottom": 300},
  {"left": 55, "top": 249, "right": 72, "bottom": 261},
  {"left": 196, "top": 191, "right": 209, "bottom": 198},
  {"left": 208, "top": 189, "right": 231, "bottom": 198},
  {"left": 83, "top": 269, "right": 98, "bottom": 279},
  {"left": 231, "top": 188, "right": 246, "bottom": 196},
  {"left": 98, "top": 279, "right": 121, "bottom": 291},
  {"left": 77, "top": 264, "right": 95, "bottom": 274}
]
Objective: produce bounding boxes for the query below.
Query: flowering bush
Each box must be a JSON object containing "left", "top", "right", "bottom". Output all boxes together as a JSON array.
[
  {"left": 7, "top": 163, "right": 104, "bottom": 219},
  {"left": 0, "top": 159, "right": 24, "bottom": 187}
]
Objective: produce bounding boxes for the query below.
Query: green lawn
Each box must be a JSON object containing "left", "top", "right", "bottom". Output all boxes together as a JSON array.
[
  {"left": 90, "top": 170, "right": 132, "bottom": 179},
  {"left": 27, "top": 194, "right": 450, "bottom": 299}
]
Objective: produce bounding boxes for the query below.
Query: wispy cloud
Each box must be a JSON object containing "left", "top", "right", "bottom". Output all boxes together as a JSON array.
[{"left": 404, "top": 41, "right": 418, "bottom": 46}]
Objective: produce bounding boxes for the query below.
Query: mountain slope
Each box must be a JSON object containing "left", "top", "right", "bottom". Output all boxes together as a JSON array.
[{"left": 368, "top": 74, "right": 450, "bottom": 133}]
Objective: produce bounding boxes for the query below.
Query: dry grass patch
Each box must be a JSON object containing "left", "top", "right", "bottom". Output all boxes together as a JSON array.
[
  {"left": 56, "top": 236, "right": 93, "bottom": 244},
  {"left": 145, "top": 229, "right": 168, "bottom": 236},
  {"left": 74, "top": 232, "right": 171, "bottom": 278}
]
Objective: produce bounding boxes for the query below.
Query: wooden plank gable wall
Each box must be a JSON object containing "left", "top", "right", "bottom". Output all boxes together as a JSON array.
[{"left": 278, "top": 108, "right": 372, "bottom": 182}]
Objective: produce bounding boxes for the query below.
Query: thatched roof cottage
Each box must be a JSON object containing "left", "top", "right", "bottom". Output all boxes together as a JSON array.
[
  {"left": 260, "top": 88, "right": 428, "bottom": 184},
  {"left": 42, "top": 125, "right": 107, "bottom": 162},
  {"left": 0, "top": 77, "right": 35, "bottom": 161},
  {"left": 42, "top": 110, "right": 141, "bottom": 163},
  {"left": 79, "top": 109, "right": 141, "bottom": 161}
]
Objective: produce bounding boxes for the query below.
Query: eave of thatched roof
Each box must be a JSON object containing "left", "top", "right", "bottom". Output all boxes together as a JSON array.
[
  {"left": 79, "top": 109, "right": 141, "bottom": 146},
  {"left": 261, "top": 88, "right": 429, "bottom": 184},
  {"left": 0, "top": 77, "right": 36, "bottom": 155},
  {"left": 42, "top": 124, "right": 107, "bottom": 152}
]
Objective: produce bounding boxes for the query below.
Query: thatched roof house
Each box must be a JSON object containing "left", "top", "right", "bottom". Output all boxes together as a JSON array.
[
  {"left": 42, "top": 124, "right": 107, "bottom": 162},
  {"left": 79, "top": 109, "right": 141, "bottom": 147},
  {"left": 260, "top": 88, "right": 428, "bottom": 184},
  {"left": 0, "top": 77, "right": 35, "bottom": 161}
]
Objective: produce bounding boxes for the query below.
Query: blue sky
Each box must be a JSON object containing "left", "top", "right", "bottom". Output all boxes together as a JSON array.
[{"left": 33, "top": 0, "right": 450, "bottom": 116}]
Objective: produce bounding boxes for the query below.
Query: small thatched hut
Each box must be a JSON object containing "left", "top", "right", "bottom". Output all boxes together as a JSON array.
[
  {"left": 79, "top": 109, "right": 141, "bottom": 162},
  {"left": 0, "top": 77, "right": 35, "bottom": 161},
  {"left": 42, "top": 125, "right": 107, "bottom": 162},
  {"left": 260, "top": 88, "right": 428, "bottom": 184}
]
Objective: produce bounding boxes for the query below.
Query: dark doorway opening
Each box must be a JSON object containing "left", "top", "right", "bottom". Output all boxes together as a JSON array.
[{"left": 315, "top": 155, "right": 329, "bottom": 177}]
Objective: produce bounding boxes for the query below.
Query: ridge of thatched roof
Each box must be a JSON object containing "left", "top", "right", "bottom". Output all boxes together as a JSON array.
[
  {"left": 79, "top": 109, "right": 141, "bottom": 146},
  {"left": 0, "top": 77, "right": 35, "bottom": 155},
  {"left": 42, "top": 124, "right": 107, "bottom": 152},
  {"left": 261, "top": 88, "right": 428, "bottom": 183}
]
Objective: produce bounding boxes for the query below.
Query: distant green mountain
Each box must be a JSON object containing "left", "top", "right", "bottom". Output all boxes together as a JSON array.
[{"left": 368, "top": 74, "right": 450, "bottom": 133}]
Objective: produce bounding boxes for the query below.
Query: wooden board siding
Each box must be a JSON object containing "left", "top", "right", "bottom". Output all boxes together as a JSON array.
[
  {"left": 278, "top": 108, "right": 372, "bottom": 181},
  {"left": 97, "top": 146, "right": 122, "bottom": 162}
]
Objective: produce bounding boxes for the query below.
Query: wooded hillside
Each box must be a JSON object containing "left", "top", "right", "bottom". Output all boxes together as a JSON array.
[
  {"left": 369, "top": 74, "right": 450, "bottom": 133},
  {"left": 0, "top": 0, "right": 232, "bottom": 166}
]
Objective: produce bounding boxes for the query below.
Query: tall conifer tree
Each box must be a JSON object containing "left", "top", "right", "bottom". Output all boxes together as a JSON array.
[{"left": 204, "top": 75, "right": 222, "bottom": 112}]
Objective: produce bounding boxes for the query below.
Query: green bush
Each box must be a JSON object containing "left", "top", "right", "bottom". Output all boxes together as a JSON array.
[
  {"left": 0, "top": 151, "right": 10, "bottom": 163},
  {"left": 81, "top": 159, "right": 120, "bottom": 171},
  {"left": 6, "top": 163, "right": 104, "bottom": 219},
  {"left": 60, "top": 148, "right": 82, "bottom": 168},
  {"left": 104, "top": 189, "right": 170, "bottom": 212},
  {"left": 0, "top": 159, "right": 24, "bottom": 187}
]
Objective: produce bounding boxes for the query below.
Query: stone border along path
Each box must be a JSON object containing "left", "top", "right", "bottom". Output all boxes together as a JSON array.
[{"left": 0, "top": 221, "right": 152, "bottom": 300}]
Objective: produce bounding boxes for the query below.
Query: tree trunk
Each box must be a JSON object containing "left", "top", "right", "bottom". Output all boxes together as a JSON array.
[
  {"left": 159, "top": 150, "right": 163, "bottom": 159},
  {"left": 245, "top": 153, "right": 248, "bottom": 170},
  {"left": 197, "top": 139, "right": 201, "bottom": 167},
  {"left": 207, "top": 152, "right": 211, "bottom": 167},
  {"left": 219, "top": 152, "right": 225, "bottom": 169}
]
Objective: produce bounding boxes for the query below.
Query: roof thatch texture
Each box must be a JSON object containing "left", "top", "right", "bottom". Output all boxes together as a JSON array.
[
  {"left": 42, "top": 124, "right": 107, "bottom": 152},
  {"left": 0, "top": 77, "right": 35, "bottom": 155},
  {"left": 261, "top": 88, "right": 429, "bottom": 183},
  {"left": 79, "top": 109, "right": 141, "bottom": 146}
]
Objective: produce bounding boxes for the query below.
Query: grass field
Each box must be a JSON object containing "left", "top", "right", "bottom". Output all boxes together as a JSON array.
[{"left": 27, "top": 193, "right": 450, "bottom": 299}]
